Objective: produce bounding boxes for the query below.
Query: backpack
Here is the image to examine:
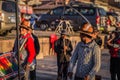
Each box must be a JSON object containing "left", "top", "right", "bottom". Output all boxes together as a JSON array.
[{"left": 32, "top": 34, "right": 40, "bottom": 56}]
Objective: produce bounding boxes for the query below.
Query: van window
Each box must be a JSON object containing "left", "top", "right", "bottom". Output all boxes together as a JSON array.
[
  {"left": 78, "top": 8, "right": 95, "bottom": 16},
  {"left": 2, "top": 1, "right": 15, "bottom": 12},
  {"left": 98, "top": 8, "right": 106, "bottom": 16},
  {"left": 52, "top": 7, "right": 63, "bottom": 15},
  {"left": 64, "top": 8, "right": 78, "bottom": 16}
]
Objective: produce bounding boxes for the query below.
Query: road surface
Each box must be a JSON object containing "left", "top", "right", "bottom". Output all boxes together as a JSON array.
[{"left": 36, "top": 49, "right": 110, "bottom": 80}]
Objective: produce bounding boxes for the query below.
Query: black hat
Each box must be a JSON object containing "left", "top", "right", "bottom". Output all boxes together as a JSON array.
[{"left": 60, "top": 30, "right": 68, "bottom": 35}]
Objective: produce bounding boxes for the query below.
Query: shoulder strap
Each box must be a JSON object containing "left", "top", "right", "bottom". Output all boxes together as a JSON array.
[{"left": 19, "top": 38, "right": 28, "bottom": 52}]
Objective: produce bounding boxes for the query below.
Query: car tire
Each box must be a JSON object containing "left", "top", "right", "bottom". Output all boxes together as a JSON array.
[{"left": 38, "top": 22, "right": 49, "bottom": 31}]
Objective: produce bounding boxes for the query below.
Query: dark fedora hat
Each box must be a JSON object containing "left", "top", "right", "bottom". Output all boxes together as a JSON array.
[{"left": 60, "top": 29, "right": 68, "bottom": 35}]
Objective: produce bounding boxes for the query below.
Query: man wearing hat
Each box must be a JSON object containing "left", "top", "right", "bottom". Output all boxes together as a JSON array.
[
  {"left": 28, "top": 24, "right": 40, "bottom": 80},
  {"left": 54, "top": 29, "right": 73, "bottom": 80},
  {"left": 13, "top": 20, "right": 36, "bottom": 80},
  {"left": 68, "top": 23, "right": 101, "bottom": 80}
]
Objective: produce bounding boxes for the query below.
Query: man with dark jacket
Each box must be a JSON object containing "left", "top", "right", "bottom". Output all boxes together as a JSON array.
[{"left": 54, "top": 30, "right": 73, "bottom": 80}]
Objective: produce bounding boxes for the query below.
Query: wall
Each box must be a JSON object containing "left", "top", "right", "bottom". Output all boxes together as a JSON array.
[
  {"left": 0, "top": 34, "right": 106, "bottom": 59},
  {"left": 0, "top": 36, "right": 80, "bottom": 59}
]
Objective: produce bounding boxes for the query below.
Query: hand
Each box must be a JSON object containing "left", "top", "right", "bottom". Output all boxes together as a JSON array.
[
  {"left": 111, "top": 33, "right": 115, "bottom": 39},
  {"left": 84, "top": 75, "right": 90, "bottom": 80},
  {"left": 68, "top": 72, "right": 73, "bottom": 79},
  {"left": 25, "top": 63, "right": 30, "bottom": 71},
  {"left": 64, "top": 46, "right": 68, "bottom": 51}
]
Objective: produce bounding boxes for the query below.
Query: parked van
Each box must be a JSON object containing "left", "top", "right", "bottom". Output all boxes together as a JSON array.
[
  {"left": 37, "top": 5, "right": 107, "bottom": 32},
  {"left": 0, "top": 0, "right": 33, "bottom": 35},
  {"left": 0, "top": 0, "right": 16, "bottom": 35}
]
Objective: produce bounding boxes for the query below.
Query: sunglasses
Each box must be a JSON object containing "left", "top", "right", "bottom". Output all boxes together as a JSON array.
[{"left": 80, "top": 33, "right": 92, "bottom": 38}]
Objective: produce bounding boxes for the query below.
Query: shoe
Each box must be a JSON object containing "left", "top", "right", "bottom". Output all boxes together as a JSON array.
[{"left": 57, "top": 76, "right": 62, "bottom": 80}]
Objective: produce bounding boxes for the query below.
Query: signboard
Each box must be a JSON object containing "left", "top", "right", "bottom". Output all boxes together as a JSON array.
[{"left": 19, "top": 5, "right": 33, "bottom": 14}]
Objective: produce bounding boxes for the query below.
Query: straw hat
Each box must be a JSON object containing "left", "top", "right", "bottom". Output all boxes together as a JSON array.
[
  {"left": 19, "top": 20, "right": 30, "bottom": 30},
  {"left": 80, "top": 23, "right": 94, "bottom": 37}
]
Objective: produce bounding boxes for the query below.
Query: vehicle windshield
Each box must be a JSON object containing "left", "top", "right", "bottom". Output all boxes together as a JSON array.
[
  {"left": 107, "top": 12, "right": 118, "bottom": 16},
  {"left": 77, "top": 7, "right": 95, "bottom": 16},
  {"left": 2, "top": 1, "right": 15, "bottom": 12}
]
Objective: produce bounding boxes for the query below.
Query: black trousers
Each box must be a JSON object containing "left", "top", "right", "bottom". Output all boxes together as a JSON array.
[
  {"left": 57, "top": 62, "right": 69, "bottom": 80},
  {"left": 74, "top": 76, "right": 84, "bottom": 80},
  {"left": 110, "top": 57, "right": 120, "bottom": 80},
  {"left": 30, "top": 69, "right": 36, "bottom": 80}
]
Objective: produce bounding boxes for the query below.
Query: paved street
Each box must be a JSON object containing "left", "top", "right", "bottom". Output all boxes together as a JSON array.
[
  {"left": 36, "top": 55, "right": 57, "bottom": 80},
  {"left": 36, "top": 49, "right": 111, "bottom": 80}
]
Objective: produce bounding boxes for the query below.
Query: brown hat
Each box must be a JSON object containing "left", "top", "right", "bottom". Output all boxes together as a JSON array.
[
  {"left": 80, "top": 23, "right": 94, "bottom": 37},
  {"left": 19, "top": 20, "right": 30, "bottom": 30}
]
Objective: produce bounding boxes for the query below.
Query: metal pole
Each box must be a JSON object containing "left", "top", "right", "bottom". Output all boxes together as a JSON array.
[
  {"left": 15, "top": 0, "right": 21, "bottom": 80},
  {"left": 26, "top": 0, "right": 28, "bottom": 14}
]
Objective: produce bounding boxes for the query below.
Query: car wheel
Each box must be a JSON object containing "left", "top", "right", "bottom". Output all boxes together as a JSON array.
[{"left": 38, "top": 22, "right": 48, "bottom": 31}]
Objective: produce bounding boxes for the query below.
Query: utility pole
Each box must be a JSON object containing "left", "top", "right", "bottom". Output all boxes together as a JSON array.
[{"left": 15, "top": 0, "right": 20, "bottom": 80}]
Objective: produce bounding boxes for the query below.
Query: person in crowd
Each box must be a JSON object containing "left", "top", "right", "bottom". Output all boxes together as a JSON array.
[
  {"left": 28, "top": 26, "right": 40, "bottom": 80},
  {"left": 108, "top": 15, "right": 117, "bottom": 27},
  {"left": 13, "top": 20, "right": 35, "bottom": 80},
  {"left": 93, "top": 28, "right": 102, "bottom": 48},
  {"left": 49, "top": 34, "right": 58, "bottom": 55},
  {"left": 54, "top": 29, "right": 73, "bottom": 80},
  {"left": 116, "top": 21, "right": 120, "bottom": 31},
  {"left": 68, "top": 23, "right": 101, "bottom": 80},
  {"left": 20, "top": 13, "right": 25, "bottom": 23},
  {"left": 107, "top": 30, "right": 120, "bottom": 80},
  {"left": 29, "top": 15, "right": 38, "bottom": 29}
]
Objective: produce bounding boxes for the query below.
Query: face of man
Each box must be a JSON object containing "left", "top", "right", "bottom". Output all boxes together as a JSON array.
[
  {"left": 20, "top": 27, "right": 28, "bottom": 35},
  {"left": 61, "top": 34, "right": 66, "bottom": 39},
  {"left": 118, "top": 22, "right": 120, "bottom": 27},
  {"left": 28, "top": 28, "right": 33, "bottom": 34},
  {"left": 80, "top": 33, "right": 92, "bottom": 43}
]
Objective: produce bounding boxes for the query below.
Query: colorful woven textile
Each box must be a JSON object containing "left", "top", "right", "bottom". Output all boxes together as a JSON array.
[{"left": 0, "top": 52, "right": 24, "bottom": 80}]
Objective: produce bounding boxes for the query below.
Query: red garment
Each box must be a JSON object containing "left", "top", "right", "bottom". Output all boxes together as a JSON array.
[
  {"left": 22, "top": 33, "right": 36, "bottom": 64},
  {"left": 50, "top": 34, "right": 58, "bottom": 49}
]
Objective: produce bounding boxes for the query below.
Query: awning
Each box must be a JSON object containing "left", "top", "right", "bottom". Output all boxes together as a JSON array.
[{"left": 19, "top": 5, "right": 33, "bottom": 14}]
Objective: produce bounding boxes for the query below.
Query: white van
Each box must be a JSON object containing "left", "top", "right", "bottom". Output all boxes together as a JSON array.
[
  {"left": 0, "top": 0, "right": 16, "bottom": 35},
  {"left": 0, "top": 0, "right": 33, "bottom": 35}
]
